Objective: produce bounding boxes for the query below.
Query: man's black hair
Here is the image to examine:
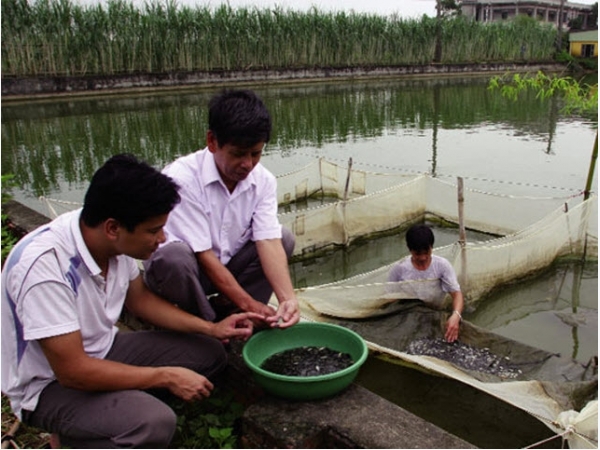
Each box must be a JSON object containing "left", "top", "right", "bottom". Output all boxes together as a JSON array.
[
  {"left": 208, "top": 89, "right": 272, "bottom": 148},
  {"left": 405, "top": 224, "right": 435, "bottom": 252},
  {"left": 81, "top": 154, "right": 180, "bottom": 232}
]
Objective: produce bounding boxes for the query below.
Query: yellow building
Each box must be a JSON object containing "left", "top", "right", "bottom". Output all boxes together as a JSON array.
[{"left": 569, "top": 30, "right": 598, "bottom": 58}]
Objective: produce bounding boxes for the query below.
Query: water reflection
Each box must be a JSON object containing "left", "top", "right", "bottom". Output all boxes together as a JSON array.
[
  {"left": 2, "top": 76, "right": 594, "bottom": 205},
  {"left": 466, "top": 260, "right": 598, "bottom": 363}
]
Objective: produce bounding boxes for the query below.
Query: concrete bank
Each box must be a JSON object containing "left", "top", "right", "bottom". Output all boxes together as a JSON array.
[
  {"left": 1, "top": 62, "right": 566, "bottom": 100},
  {"left": 2, "top": 201, "right": 475, "bottom": 448}
]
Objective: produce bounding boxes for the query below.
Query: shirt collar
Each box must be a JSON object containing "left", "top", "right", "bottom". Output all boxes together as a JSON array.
[
  {"left": 201, "top": 148, "right": 257, "bottom": 194},
  {"left": 202, "top": 150, "right": 222, "bottom": 187},
  {"left": 70, "top": 209, "right": 102, "bottom": 277}
]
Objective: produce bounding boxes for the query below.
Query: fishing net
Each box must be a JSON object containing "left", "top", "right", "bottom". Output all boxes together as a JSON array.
[
  {"left": 284, "top": 302, "right": 598, "bottom": 448},
  {"left": 275, "top": 158, "right": 597, "bottom": 259},
  {"left": 272, "top": 159, "right": 598, "bottom": 448},
  {"left": 39, "top": 158, "right": 598, "bottom": 446}
]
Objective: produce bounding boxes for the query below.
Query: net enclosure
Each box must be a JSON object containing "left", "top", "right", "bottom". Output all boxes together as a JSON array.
[
  {"left": 271, "top": 158, "right": 598, "bottom": 448},
  {"left": 41, "top": 157, "right": 598, "bottom": 447}
]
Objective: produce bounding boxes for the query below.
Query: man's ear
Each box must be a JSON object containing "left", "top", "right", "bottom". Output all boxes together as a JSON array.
[
  {"left": 207, "top": 130, "right": 218, "bottom": 154},
  {"left": 104, "top": 218, "right": 121, "bottom": 240}
]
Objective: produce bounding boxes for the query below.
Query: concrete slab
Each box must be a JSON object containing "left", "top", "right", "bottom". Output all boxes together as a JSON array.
[
  {"left": 225, "top": 341, "right": 476, "bottom": 449},
  {"left": 3, "top": 200, "right": 50, "bottom": 235}
]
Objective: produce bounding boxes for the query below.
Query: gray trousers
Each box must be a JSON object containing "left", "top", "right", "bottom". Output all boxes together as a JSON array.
[
  {"left": 142, "top": 228, "right": 295, "bottom": 321},
  {"left": 22, "top": 330, "right": 227, "bottom": 449}
]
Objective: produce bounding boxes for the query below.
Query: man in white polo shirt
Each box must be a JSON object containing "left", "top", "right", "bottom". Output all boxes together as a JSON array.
[
  {"left": 143, "top": 89, "right": 300, "bottom": 329},
  {"left": 1, "top": 154, "right": 263, "bottom": 448}
]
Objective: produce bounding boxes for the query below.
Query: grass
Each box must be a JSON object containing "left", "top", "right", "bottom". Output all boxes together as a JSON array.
[
  {"left": 2, "top": 395, "right": 51, "bottom": 449},
  {"left": 1, "top": 0, "right": 559, "bottom": 76}
]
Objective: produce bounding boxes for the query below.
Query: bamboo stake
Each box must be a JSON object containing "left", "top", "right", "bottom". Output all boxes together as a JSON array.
[
  {"left": 457, "top": 177, "right": 467, "bottom": 293},
  {"left": 581, "top": 131, "right": 597, "bottom": 260},
  {"left": 343, "top": 157, "right": 353, "bottom": 202},
  {"left": 583, "top": 131, "right": 598, "bottom": 201},
  {"left": 457, "top": 177, "right": 466, "bottom": 246}
]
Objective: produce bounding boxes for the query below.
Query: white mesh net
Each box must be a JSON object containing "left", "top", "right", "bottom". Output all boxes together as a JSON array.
[
  {"left": 39, "top": 158, "right": 598, "bottom": 447},
  {"left": 272, "top": 158, "right": 598, "bottom": 448}
]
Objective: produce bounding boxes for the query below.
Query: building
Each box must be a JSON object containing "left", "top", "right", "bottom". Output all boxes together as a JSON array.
[
  {"left": 460, "top": 1, "right": 595, "bottom": 29},
  {"left": 569, "top": 29, "right": 598, "bottom": 56}
]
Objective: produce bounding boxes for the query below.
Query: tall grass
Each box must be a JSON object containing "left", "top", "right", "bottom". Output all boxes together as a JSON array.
[{"left": 1, "top": 0, "right": 558, "bottom": 76}]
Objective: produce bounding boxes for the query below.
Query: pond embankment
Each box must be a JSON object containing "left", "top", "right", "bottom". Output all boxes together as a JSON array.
[{"left": 1, "top": 62, "right": 566, "bottom": 100}]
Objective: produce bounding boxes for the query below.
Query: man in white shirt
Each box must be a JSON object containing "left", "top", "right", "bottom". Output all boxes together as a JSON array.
[
  {"left": 2, "top": 154, "right": 262, "bottom": 448},
  {"left": 143, "top": 89, "right": 300, "bottom": 328},
  {"left": 388, "top": 224, "right": 464, "bottom": 342}
]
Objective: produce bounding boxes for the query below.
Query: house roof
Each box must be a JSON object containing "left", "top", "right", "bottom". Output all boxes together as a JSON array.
[{"left": 569, "top": 30, "right": 598, "bottom": 42}]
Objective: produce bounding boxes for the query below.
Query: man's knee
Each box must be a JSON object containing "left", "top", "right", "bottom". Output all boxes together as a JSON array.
[
  {"left": 114, "top": 397, "right": 177, "bottom": 448},
  {"left": 142, "top": 242, "right": 208, "bottom": 316},
  {"left": 281, "top": 227, "right": 295, "bottom": 258},
  {"left": 144, "top": 242, "right": 196, "bottom": 275},
  {"left": 143, "top": 242, "right": 197, "bottom": 293}
]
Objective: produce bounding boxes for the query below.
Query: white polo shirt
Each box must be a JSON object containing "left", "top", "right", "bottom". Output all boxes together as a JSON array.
[
  {"left": 162, "top": 148, "right": 282, "bottom": 265},
  {"left": 387, "top": 255, "right": 461, "bottom": 307},
  {"left": 1, "top": 209, "right": 139, "bottom": 420}
]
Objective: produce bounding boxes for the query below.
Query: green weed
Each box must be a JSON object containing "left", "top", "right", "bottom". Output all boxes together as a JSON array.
[{"left": 170, "top": 388, "right": 245, "bottom": 449}]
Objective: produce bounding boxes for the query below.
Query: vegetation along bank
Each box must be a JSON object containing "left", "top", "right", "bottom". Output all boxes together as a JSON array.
[{"left": 2, "top": 0, "right": 594, "bottom": 97}]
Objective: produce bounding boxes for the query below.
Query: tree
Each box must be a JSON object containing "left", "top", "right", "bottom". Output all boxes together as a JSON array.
[
  {"left": 439, "top": 0, "right": 462, "bottom": 17},
  {"left": 489, "top": 72, "right": 598, "bottom": 200},
  {"left": 568, "top": 16, "right": 584, "bottom": 31},
  {"left": 433, "top": 0, "right": 463, "bottom": 63},
  {"left": 590, "top": 2, "right": 598, "bottom": 28}
]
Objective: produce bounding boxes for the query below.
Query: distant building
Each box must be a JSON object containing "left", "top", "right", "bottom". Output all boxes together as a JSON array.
[
  {"left": 569, "top": 29, "right": 598, "bottom": 56},
  {"left": 460, "top": 1, "right": 594, "bottom": 29}
]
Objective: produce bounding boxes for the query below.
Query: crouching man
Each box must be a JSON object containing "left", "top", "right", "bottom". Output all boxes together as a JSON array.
[{"left": 1, "top": 154, "right": 263, "bottom": 448}]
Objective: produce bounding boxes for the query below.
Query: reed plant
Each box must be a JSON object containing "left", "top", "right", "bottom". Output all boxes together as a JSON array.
[{"left": 1, "top": 0, "right": 558, "bottom": 76}]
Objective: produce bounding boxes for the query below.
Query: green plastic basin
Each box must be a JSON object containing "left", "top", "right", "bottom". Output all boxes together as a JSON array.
[{"left": 242, "top": 322, "right": 368, "bottom": 401}]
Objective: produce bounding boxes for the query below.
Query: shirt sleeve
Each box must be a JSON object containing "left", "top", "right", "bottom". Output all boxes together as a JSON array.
[
  {"left": 251, "top": 171, "right": 282, "bottom": 241},
  {"left": 164, "top": 175, "right": 213, "bottom": 253},
  {"left": 18, "top": 253, "right": 79, "bottom": 341},
  {"left": 438, "top": 258, "right": 461, "bottom": 293},
  {"left": 388, "top": 262, "right": 402, "bottom": 282}
]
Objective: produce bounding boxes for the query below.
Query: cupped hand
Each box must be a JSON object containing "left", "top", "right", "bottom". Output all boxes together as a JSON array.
[{"left": 265, "top": 298, "right": 300, "bottom": 329}]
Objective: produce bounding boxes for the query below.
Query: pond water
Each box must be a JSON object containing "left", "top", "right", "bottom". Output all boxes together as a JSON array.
[
  {"left": 2, "top": 76, "right": 597, "bottom": 209},
  {"left": 2, "top": 75, "right": 597, "bottom": 447}
]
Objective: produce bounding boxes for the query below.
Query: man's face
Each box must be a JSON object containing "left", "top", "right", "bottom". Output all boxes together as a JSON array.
[
  {"left": 410, "top": 247, "right": 432, "bottom": 271},
  {"left": 207, "top": 131, "right": 265, "bottom": 191},
  {"left": 116, "top": 214, "right": 169, "bottom": 260}
]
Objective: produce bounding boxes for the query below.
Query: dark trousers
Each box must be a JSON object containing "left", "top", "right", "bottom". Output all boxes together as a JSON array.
[
  {"left": 142, "top": 228, "right": 295, "bottom": 321},
  {"left": 23, "top": 331, "right": 227, "bottom": 448}
]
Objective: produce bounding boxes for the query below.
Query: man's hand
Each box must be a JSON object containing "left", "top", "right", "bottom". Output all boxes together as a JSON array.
[
  {"left": 212, "top": 311, "right": 265, "bottom": 342},
  {"left": 244, "top": 299, "right": 277, "bottom": 318},
  {"left": 163, "top": 366, "right": 214, "bottom": 401},
  {"left": 266, "top": 298, "right": 300, "bottom": 329},
  {"left": 445, "top": 313, "right": 461, "bottom": 343}
]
